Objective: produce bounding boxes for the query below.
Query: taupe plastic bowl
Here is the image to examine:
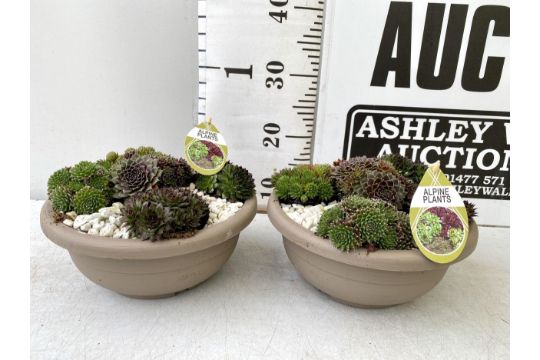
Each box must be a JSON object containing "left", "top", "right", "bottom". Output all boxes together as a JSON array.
[
  {"left": 40, "top": 197, "right": 257, "bottom": 299},
  {"left": 267, "top": 192, "right": 478, "bottom": 308}
]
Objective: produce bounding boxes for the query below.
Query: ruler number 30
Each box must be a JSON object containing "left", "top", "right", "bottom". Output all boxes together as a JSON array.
[
  {"left": 266, "top": 61, "right": 284, "bottom": 89},
  {"left": 269, "top": 0, "right": 288, "bottom": 23}
]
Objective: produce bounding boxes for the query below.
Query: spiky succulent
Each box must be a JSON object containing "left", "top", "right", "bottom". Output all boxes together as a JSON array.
[
  {"left": 123, "top": 197, "right": 172, "bottom": 240},
  {"left": 316, "top": 206, "right": 345, "bottom": 238},
  {"left": 354, "top": 203, "right": 396, "bottom": 249},
  {"left": 328, "top": 225, "right": 359, "bottom": 252},
  {"left": 47, "top": 167, "right": 72, "bottom": 195},
  {"left": 351, "top": 170, "right": 409, "bottom": 210},
  {"left": 123, "top": 187, "right": 209, "bottom": 240},
  {"left": 381, "top": 153, "right": 427, "bottom": 183},
  {"left": 272, "top": 164, "right": 334, "bottom": 205},
  {"left": 50, "top": 186, "right": 73, "bottom": 213},
  {"left": 395, "top": 211, "right": 415, "bottom": 250},
  {"left": 72, "top": 186, "right": 108, "bottom": 215},
  {"left": 156, "top": 156, "right": 193, "bottom": 188},
  {"left": 332, "top": 156, "right": 398, "bottom": 194},
  {"left": 464, "top": 200, "right": 478, "bottom": 223},
  {"left": 195, "top": 174, "right": 218, "bottom": 194},
  {"left": 70, "top": 161, "right": 104, "bottom": 182},
  {"left": 215, "top": 163, "right": 256, "bottom": 202},
  {"left": 154, "top": 187, "right": 210, "bottom": 232},
  {"left": 111, "top": 155, "right": 161, "bottom": 198},
  {"left": 96, "top": 159, "right": 114, "bottom": 171},
  {"left": 317, "top": 195, "right": 402, "bottom": 252}
]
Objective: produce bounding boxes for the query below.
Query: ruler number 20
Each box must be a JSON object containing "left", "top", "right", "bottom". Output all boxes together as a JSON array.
[
  {"left": 263, "top": 123, "right": 280, "bottom": 148},
  {"left": 269, "top": 0, "right": 288, "bottom": 23},
  {"left": 266, "top": 61, "right": 284, "bottom": 89}
]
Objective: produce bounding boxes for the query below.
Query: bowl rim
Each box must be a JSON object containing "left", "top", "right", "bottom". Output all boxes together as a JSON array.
[
  {"left": 266, "top": 191, "right": 478, "bottom": 272},
  {"left": 40, "top": 195, "right": 257, "bottom": 260}
]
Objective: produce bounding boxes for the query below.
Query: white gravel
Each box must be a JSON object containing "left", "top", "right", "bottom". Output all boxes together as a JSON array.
[
  {"left": 188, "top": 183, "right": 243, "bottom": 227},
  {"left": 281, "top": 201, "right": 338, "bottom": 232},
  {"left": 62, "top": 184, "right": 244, "bottom": 238}
]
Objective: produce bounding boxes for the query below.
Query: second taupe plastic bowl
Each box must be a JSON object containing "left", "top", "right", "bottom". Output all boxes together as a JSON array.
[
  {"left": 267, "top": 192, "right": 478, "bottom": 308},
  {"left": 40, "top": 196, "right": 257, "bottom": 299}
]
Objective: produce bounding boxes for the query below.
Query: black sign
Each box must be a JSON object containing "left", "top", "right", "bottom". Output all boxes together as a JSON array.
[{"left": 343, "top": 105, "right": 510, "bottom": 200}]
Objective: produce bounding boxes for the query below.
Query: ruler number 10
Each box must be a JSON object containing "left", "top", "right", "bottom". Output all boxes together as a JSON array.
[
  {"left": 269, "top": 0, "right": 288, "bottom": 23},
  {"left": 266, "top": 61, "right": 284, "bottom": 89}
]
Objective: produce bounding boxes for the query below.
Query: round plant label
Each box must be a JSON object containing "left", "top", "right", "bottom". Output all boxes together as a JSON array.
[
  {"left": 184, "top": 119, "right": 228, "bottom": 175},
  {"left": 409, "top": 162, "right": 469, "bottom": 264}
]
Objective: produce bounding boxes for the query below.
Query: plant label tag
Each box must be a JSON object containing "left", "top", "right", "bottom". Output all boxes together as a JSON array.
[
  {"left": 184, "top": 118, "right": 228, "bottom": 175},
  {"left": 409, "top": 162, "right": 469, "bottom": 264}
]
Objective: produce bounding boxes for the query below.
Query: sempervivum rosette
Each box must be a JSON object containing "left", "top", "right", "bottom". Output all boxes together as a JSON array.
[
  {"left": 156, "top": 155, "right": 194, "bottom": 188},
  {"left": 111, "top": 155, "right": 162, "bottom": 198}
]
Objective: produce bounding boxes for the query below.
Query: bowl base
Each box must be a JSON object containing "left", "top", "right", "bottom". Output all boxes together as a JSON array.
[
  {"left": 122, "top": 292, "right": 181, "bottom": 300},
  {"left": 329, "top": 294, "right": 399, "bottom": 309}
]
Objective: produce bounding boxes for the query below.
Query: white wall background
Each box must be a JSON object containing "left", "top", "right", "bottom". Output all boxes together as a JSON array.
[{"left": 30, "top": 0, "right": 197, "bottom": 199}]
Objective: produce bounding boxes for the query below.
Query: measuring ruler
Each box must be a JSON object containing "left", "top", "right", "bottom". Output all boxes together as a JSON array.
[{"left": 197, "top": 0, "right": 326, "bottom": 209}]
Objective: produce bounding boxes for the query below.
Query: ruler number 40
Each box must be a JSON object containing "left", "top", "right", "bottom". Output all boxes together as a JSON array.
[{"left": 269, "top": 0, "right": 288, "bottom": 23}]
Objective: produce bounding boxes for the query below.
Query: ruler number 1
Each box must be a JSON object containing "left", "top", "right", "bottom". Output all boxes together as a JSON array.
[
  {"left": 224, "top": 65, "right": 253, "bottom": 79},
  {"left": 266, "top": 61, "right": 284, "bottom": 89},
  {"left": 269, "top": 0, "right": 288, "bottom": 24}
]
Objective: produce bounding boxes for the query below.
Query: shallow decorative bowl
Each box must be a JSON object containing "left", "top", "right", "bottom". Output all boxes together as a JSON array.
[
  {"left": 267, "top": 192, "right": 478, "bottom": 308},
  {"left": 40, "top": 196, "right": 257, "bottom": 299}
]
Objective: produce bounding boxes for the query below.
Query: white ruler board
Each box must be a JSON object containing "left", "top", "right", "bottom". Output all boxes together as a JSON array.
[
  {"left": 315, "top": 0, "right": 510, "bottom": 226},
  {"left": 198, "top": 0, "right": 326, "bottom": 209}
]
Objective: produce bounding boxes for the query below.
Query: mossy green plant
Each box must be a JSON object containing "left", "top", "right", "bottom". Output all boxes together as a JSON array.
[{"left": 272, "top": 164, "right": 334, "bottom": 205}]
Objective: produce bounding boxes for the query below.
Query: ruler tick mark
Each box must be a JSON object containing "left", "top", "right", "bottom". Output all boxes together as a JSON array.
[
  {"left": 290, "top": 73, "right": 318, "bottom": 78},
  {"left": 286, "top": 135, "right": 312, "bottom": 139},
  {"left": 294, "top": 6, "right": 324, "bottom": 12},
  {"left": 298, "top": 40, "right": 321, "bottom": 45}
]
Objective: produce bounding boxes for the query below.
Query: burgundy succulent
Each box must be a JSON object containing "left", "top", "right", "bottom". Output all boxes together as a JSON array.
[
  {"left": 427, "top": 206, "right": 463, "bottom": 237},
  {"left": 201, "top": 140, "right": 223, "bottom": 158}
]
